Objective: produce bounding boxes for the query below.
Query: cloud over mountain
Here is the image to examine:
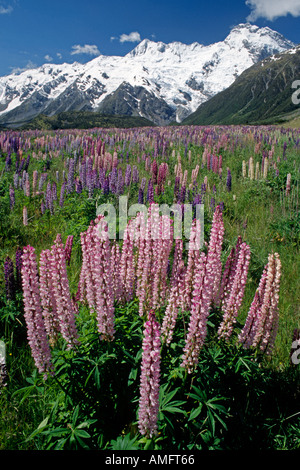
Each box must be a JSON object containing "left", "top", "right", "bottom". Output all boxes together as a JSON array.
[{"left": 246, "top": 0, "right": 300, "bottom": 21}]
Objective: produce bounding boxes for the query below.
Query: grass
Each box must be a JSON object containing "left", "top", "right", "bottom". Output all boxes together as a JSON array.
[{"left": 0, "top": 124, "right": 299, "bottom": 450}]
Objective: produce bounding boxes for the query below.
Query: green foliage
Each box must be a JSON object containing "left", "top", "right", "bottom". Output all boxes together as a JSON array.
[
  {"left": 21, "top": 111, "right": 155, "bottom": 131},
  {"left": 0, "top": 125, "right": 299, "bottom": 451}
]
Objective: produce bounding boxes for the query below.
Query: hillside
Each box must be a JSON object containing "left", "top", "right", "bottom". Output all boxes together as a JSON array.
[
  {"left": 182, "top": 47, "right": 300, "bottom": 126},
  {"left": 15, "top": 111, "right": 155, "bottom": 130}
]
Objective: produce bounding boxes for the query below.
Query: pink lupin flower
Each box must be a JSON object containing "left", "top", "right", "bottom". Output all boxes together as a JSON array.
[
  {"left": 92, "top": 217, "right": 115, "bottom": 341},
  {"left": 25, "top": 177, "right": 30, "bottom": 197},
  {"left": 180, "top": 218, "right": 201, "bottom": 313},
  {"left": 137, "top": 207, "right": 154, "bottom": 316},
  {"left": 285, "top": 173, "right": 291, "bottom": 196},
  {"left": 32, "top": 170, "right": 38, "bottom": 195},
  {"left": 208, "top": 205, "right": 225, "bottom": 304},
  {"left": 110, "top": 242, "right": 122, "bottom": 303},
  {"left": 239, "top": 252, "right": 281, "bottom": 354},
  {"left": 119, "top": 218, "right": 136, "bottom": 303},
  {"left": 138, "top": 310, "right": 161, "bottom": 438},
  {"left": 181, "top": 252, "right": 208, "bottom": 373},
  {"left": 21, "top": 246, "right": 53, "bottom": 376},
  {"left": 169, "top": 238, "right": 184, "bottom": 291},
  {"left": 181, "top": 206, "right": 224, "bottom": 373},
  {"left": 135, "top": 211, "right": 148, "bottom": 299},
  {"left": 50, "top": 234, "right": 79, "bottom": 349},
  {"left": 23, "top": 206, "right": 28, "bottom": 226},
  {"left": 217, "top": 242, "right": 251, "bottom": 340},
  {"left": 161, "top": 260, "right": 185, "bottom": 345},
  {"left": 217, "top": 236, "right": 243, "bottom": 308},
  {"left": 137, "top": 204, "right": 172, "bottom": 317},
  {"left": 151, "top": 213, "right": 173, "bottom": 310},
  {"left": 238, "top": 264, "right": 268, "bottom": 348},
  {"left": 79, "top": 225, "right": 97, "bottom": 310},
  {"left": 39, "top": 249, "right": 60, "bottom": 346}
]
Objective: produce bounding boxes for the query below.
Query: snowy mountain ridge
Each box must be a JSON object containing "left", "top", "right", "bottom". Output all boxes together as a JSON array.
[{"left": 0, "top": 23, "right": 295, "bottom": 127}]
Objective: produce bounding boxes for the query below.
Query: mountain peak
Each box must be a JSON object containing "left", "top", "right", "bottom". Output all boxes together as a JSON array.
[
  {"left": 225, "top": 23, "right": 295, "bottom": 48},
  {"left": 126, "top": 39, "right": 163, "bottom": 57},
  {"left": 0, "top": 24, "right": 295, "bottom": 127}
]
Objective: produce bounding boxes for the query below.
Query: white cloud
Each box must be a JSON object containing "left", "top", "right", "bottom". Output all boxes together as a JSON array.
[
  {"left": 0, "top": 5, "right": 13, "bottom": 14},
  {"left": 56, "top": 52, "right": 62, "bottom": 59},
  {"left": 246, "top": 0, "right": 300, "bottom": 21},
  {"left": 119, "top": 31, "right": 141, "bottom": 43},
  {"left": 44, "top": 54, "right": 53, "bottom": 62},
  {"left": 70, "top": 44, "right": 100, "bottom": 56},
  {"left": 10, "top": 60, "right": 37, "bottom": 74}
]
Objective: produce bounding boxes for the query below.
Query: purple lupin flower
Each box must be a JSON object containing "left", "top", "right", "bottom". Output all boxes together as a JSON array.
[
  {"left": 132, "top": 165, "right": 139, "bottom": 184},
  {"left": 52, "top": 182, "right": 57, "bottom": 201},
  {"left": 38, "top": 173, "right": 47, "bottom": 191},
  {"left": 15, "top": 246, "right": 23, "bottom": 292},
  {"left": 67, "top": 158, "right": 75, "bottom": 193},
  {"left": 45, "top": 182, "right": 52, "bottom": 211},
  {"left": 5, "top": 154, "right": 12, "bottom": 172},
  {"left": 75, "top": 178, "right": 82, "bottom": 193},
  {"left": 179, "top": 185, "right": 186, "bottom": 203},
  {"left": 79, "top": 161, "right": 86, "bottom": 188},
  {"left": 138, "top": 310, "right": 161, "bottom": 438},
  {"left": 151, "top": 160, "right": 158, "bottom": 185},
  {"left": 24, "top": 154, "right": 30, "bottom": 172},
  {"left": 4, "top": 256, "right": 15, "bottom": 301},
  {"left": 140, "top": 177, "right": 147, "bottom": 191},
  {"left": 125, "top": 164, "right": 132, "bottom": 186},
  {"left": 138, "top": 188, "right": 144, "bottom": 204},
  {"left": 103, "top": 177, "right": 109, "bottom": 195},
  {"left": 109, "top": 167, "right": 117, "bottom": 193},
  {"left": 116, "top": 168, "right": 124, "bottom": 195},
  {"left": 226, "top": 168, "right": 232, "bottom": 192},
  {"left": 41, "top": 201, "right": 45, "bottom": 214},
  {"left": 147, "top": 179, "right": 154, "bottom": 203}
]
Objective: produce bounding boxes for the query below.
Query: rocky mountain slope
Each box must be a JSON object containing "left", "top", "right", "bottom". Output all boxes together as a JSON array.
[
  {"left": 0, "top": 23, "right": 295, "bottom": 127},
  {"left": 182, "top": 46, "right": 300, "bottom": 126}
]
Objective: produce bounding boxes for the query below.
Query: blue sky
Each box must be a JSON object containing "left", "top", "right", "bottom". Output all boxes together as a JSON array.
[{"left": 1, "top": 0, "right": 300, "bottom": 76}]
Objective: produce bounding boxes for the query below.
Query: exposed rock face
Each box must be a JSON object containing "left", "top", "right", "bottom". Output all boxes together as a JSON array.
[{"left": 0, "top": 23, "right": 295, "bottom": 127}]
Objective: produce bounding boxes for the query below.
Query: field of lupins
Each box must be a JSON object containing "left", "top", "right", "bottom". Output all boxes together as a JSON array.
[{"left": 0, "top": 124, "right": 299, "bottom": 450}]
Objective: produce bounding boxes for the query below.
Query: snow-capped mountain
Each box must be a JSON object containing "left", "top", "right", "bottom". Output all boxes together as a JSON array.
[{"left": 0, "top": 23, "right": 295, "bottom": 127}]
